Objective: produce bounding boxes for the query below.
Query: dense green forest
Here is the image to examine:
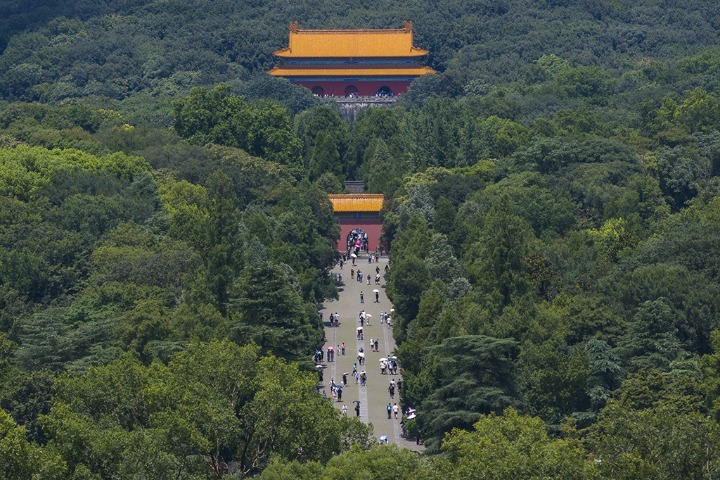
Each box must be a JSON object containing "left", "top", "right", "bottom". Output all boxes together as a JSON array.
[{"left": 2, "top": 0, "right": 720, "bottom": 478}]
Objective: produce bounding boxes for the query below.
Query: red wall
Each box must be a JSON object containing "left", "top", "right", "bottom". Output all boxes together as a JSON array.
[
  {"left": 337, "top": 218, "right": 383, "bottom": 253},
  {"left": 295, "top": 80, "right": 410, "bottom": 97}
]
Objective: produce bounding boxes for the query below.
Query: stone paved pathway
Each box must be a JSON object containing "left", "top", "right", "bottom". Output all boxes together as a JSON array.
[{"left": 320, "top": 253, "right": 422, "bottom": 450}]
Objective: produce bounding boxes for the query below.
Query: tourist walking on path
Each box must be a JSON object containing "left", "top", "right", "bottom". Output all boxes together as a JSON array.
[
  {"left": 321, "top": 254, "right": 420, "bottom": 450},
  {"left": 387, "top": 403, "right": 392, "bottom": 419}
]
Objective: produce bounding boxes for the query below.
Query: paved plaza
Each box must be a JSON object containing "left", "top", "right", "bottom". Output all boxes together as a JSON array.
[{"left": 320, "top": 254, "right": 422, "bottom": 450}]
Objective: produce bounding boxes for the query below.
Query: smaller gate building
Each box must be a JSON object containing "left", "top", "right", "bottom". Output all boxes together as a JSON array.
[{"left": 328, "top": 194, "right": 384, "bottom": 253}]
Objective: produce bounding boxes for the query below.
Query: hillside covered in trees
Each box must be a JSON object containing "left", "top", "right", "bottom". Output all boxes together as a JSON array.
[{"left": 2, "top": 1, "right": 720, "bottom": 478}]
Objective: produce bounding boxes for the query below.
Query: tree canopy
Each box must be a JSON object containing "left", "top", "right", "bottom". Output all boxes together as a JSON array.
[{"left": 1, "top": 0, "right": 720, "bottom": 477}]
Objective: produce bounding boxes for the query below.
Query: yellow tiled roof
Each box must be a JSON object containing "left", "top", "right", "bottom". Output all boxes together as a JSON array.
[
  {"left": 268, "top": 66, "right": 436, "bottom": 77},
  {"left": 274, "top": 22, "right": 429, "bottom": 58},
  {"left": 329, "top": 194, "right": 384, "bottom": 212}
]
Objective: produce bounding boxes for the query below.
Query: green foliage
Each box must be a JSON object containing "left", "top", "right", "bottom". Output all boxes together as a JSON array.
[
  {"left": 519, "top": 341, "right": 591, "bottom": 425},
  {"left": 432, "top": 196, "right": 456, "bottom": 237},
  {"left": 0, "top": 0, "right": 718, "bottom": 106},
  {"left": 173, "top": 84, "right": 302, "bottom": 167},
  {"left": 627, "top": 206, "right": 720, "bottom": 281},
  {"left": 615, "top": 298, "right": 683, "bottom": 372},
  {"left": 294, "top": 105, "right": 346, "bottom": 160},
  {"left": 260, "top": 443, "right": 443, "bottom": 479},
  {"left": 655, "top": 145, "right": 711, "bottom": 210},
  {"left": 322, "top": 444, "right": 437, "bottom": 480},
  {"left": 554, "top": 65, "right": 615, "bottom": 100},
  {"left": 1, "top": 1, "right": 720, "bottom": 475},
  {"left": 40, "top": 340, "right": 370, "bottom": 478},
  {"left": 656, "top": 88, "right": 720, "bottom": 134},
  {"left": 314, "top": 171, "right": 343, "bottom": 193},
  {"left": 386, "top": 255, "right": 430, "bottom": 333},
  {"left": 602, "top": 263, "right": 720, "bottom": 355},
  {"left": 0, "top": 146, "right": 154, "bottom": 305},
  {"left": 344, "top": 106, "right": 405, "bottom": 179},
  {"left": 362, "top": 138, "right": 406, "bottom": 196},
  {"left": 586, "top": 371, "right": 720, "bottom": 480},
  {"left": 467, "top": 171, "right": 576, "bottom": 235},
  {"left": 441, "top": 408, "right": 600, "bottom": 479},
  {"left": 0, "top": 409, "right": 66, "bottom": 480},
  {"left": 235, "top": 74, "right": 320, "bottom": 115},
  {"left": 228, "top": 262, "right": 321, "bottom": 361},
  {"left": 465, "top": 209, "right": 535, "bottom": 309},
  {"left": 307, "top": 131, "right": 341, "bottom": 181},
  {"left": 409, "top": 335, "right": 519, "bottom": 451}
]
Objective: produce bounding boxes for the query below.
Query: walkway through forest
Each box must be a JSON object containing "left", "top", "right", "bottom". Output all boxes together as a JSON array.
[{"left": 320, "top": 253, "right": 422, "bottom": 450}]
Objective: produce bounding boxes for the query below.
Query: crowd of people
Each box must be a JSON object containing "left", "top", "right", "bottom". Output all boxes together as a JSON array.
[
  {"left": 345, "top": 229, "right": 369, "bottom": 257},
  {"left": 315, "top": 247, "right": 417, "bottom": 445},
  {"left": 380, "top": 357, "right": 398, "bottom": 375}
]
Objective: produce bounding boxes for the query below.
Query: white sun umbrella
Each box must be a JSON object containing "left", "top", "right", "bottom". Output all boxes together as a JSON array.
[
  {"left": 373, "top": 289, "right": 380, "bottom": 293},
  {"left": 379, "top": 357, "right": 387, "bottom": 362},
  {"left": 358, "top": 352, "right": 365, "bottom": 357},
  {"left": 364, "top": 314, "right": 372, "bottom": 317},
  {"left": 357, "top": 327, "right": 363, "bottom": 331}
]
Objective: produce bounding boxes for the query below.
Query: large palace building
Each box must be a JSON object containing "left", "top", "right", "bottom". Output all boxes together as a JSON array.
[{"left": 268, "top": 21, "right": 435, "bottom": 97}]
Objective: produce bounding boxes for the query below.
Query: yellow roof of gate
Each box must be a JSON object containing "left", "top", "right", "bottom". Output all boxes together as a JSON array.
[
  {"left": 274, "top": 21, "right": 429, "bottom": 58},
  {"left": 329, "top": 194, "right": 384, "bottom": 212}
]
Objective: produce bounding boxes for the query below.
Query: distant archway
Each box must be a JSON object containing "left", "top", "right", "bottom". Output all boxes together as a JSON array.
[
  {"left": 311, "top": 86, "right": 325, "bottom": 96},
  {"left": 377, "top": 86, "right": 393, "bottom": 96},
  {"left": 344, "top": 85, "right": 359, "bottom": 97}
]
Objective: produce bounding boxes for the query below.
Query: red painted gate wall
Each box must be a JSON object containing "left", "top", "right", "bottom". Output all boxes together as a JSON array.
[
  {"left": 338, "top": 218, "right": 383, "bottom": 253},
  {"left": 295, "top": 80, "right": 410, "bottom": 97}
]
